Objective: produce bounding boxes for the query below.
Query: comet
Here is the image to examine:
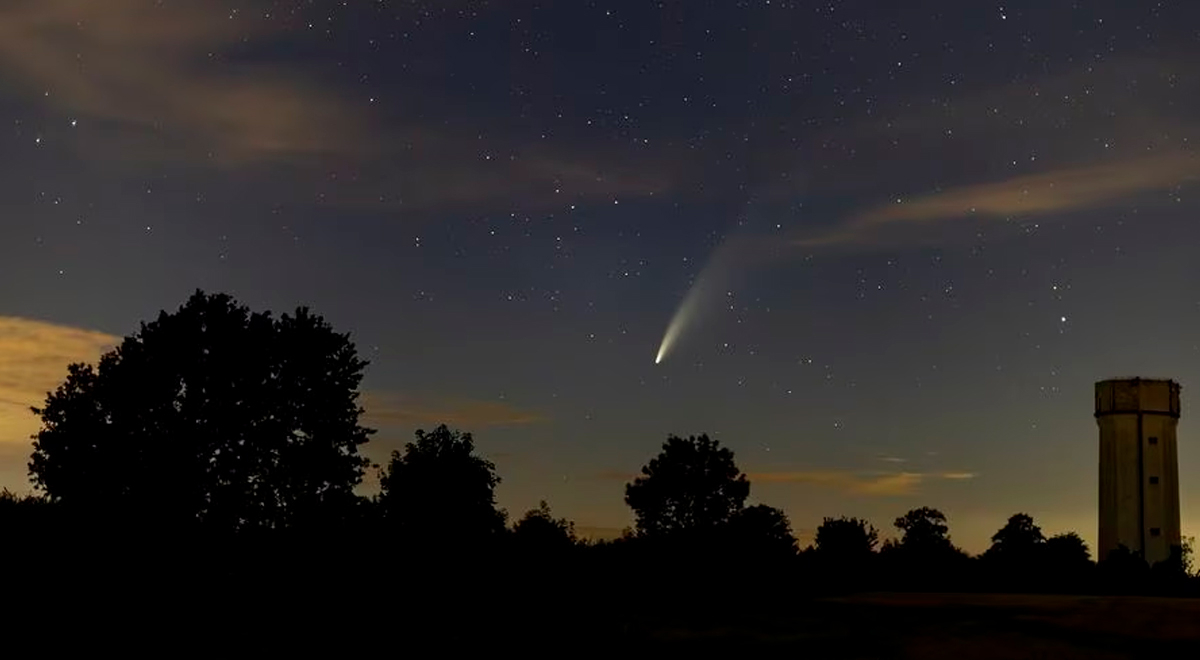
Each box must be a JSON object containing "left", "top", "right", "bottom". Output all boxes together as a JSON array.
[
  {"left": 654, "top": 235, "right": 750, "bottom": 365},
  {"left": 654, "top": 278, "right": 707, "bottom": 364}
]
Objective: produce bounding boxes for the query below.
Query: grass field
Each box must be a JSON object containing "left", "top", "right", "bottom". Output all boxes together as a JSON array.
[{"left": 623, "top": 592, "right": 1200, "bottom": 657}]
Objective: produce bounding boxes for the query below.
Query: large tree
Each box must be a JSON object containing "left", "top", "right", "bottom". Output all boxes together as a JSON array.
[
  {"left": 624, "top": 434, "right": 750, "bottom": 538},
  {"left": 28, "top": 291, "right": 373, "bottom": 532},
  {"left": 377, "top": 425, "right": 507, "bottom": 548}
]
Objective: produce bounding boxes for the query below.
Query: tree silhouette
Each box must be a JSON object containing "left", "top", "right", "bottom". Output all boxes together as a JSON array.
[
  {"left": 28, "top": 290, "right": 373, "bottom": 534},
  {"left": 982, "top": 513, "right": 1048, "bottom": 591},
  {"left": 1098, "top": 544, "right": 1150, "bottom": 593},
  {"left": 624, "top": 434, "right": 749, "bottom": 538},
  {"left": 882, "top": 507, "right": 969, "bottom": 590},
  {"left": 378, "top": 425, "right": 507, "bottom": 551},
  {"left": 512, "top": 500, "right": 578, "bottom": 552},
  {"left": 1150, "top": 544, "right": 1192, "bottom": 584},
  {"left": 811, "top": 517, "right": 879, "bottom": 592},
  {"left": 893, "top": 507, "right": 952, "bottom": 550},
  {"left": 727, "top": 504, "right": 798, "bottom": 559},
  {"left": 815, "top": 516, "right": 879, "bottom": 559},
  {"left": 1044, "top": 531, "right": 1090, "bottom": 567},
  {"left": 988, "top": 513, "right": 1046, "bottom": 555}
]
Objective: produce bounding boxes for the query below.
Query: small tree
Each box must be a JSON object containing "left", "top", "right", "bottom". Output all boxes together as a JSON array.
[
  {"left": 894, "top": 507, "right": 952, "bottom": 551},
  {"left": 512, "top": 500, "right": 577, "bottom": 552},
  {"left": 988, "top": 513, "right": 1046, "bottom": 556},
  {"left": 727, "top": 504, "right": 798, "bottom": 559},
  {"left": 815, "top": 516, "right": 880, "bottom": 559},
  {"left": 378, "top": 425, "right": 506, "bottom": 550},
  {"left": 1045, "top": 532, "right": 1091, "bottom": 565},
  {"left": 884, "top": 507, "right": 967, "bottom": 590},
  {"left": 624, "top": 434, "right": 749, "bottom": 538}
]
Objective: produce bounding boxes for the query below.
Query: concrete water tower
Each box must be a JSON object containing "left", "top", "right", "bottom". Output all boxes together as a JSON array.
[{"left": 1095, "top": 378, "right": 1182, "bottom": 565}]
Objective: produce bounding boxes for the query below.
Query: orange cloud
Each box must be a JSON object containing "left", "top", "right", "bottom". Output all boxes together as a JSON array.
[
  {"left": 0, "top": 317, "right": 118, "bottom": 491},
  {"left": 361, "top": 392, "right": 545, "bottom": 429},
  {"left": 0, "top": 317, "right": 119, "bottom": 444},
  {"left": 748, "top": 470, "right": 977, "bottom": 496},
  {"left": 795, "top": 151, "right": 1200, "bottom": 249}
]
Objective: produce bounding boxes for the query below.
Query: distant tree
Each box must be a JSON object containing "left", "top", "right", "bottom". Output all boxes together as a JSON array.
[
  {"left": 882, "top": 507, "right": 970, "bottom": 590},
  {"left": 809, "top": 516, "right": 878, "bottom": 592},
  {"left": 1044, "top": 532, "right": 1091, "bottom": 568},
  {"left": 624, "top": 434, "right": 750, "bottom": 538},
  {"left": 1098, "top": 543, "right": 1150, "bottom": 594},
  {"left": 1151, "top": 544, "right": 1192, "bottom": 583},
  {"left": 815, "top": 516, "right": 879, "bottom": 559},
  {"left": 28, "top": 290, "right": 373, "bottom": 534},
  {"left": 726, "top": 504, "right": 798, "bottom": 559},
  {"left": 512, "top": 500, "right": 577, "bottom": 552},
  {"left": 0, "top": 490, "right": 54, "bottom": 535},
  {"left": 1183, "top": 537, "right": 1196, "bottom": 576},
  {"left": 982, "top": 514, "right": 1050, "bottom": 591},
  {"left": 986, "top": 513, "right": 1046, "bottom": 559},
  {"left": 378, "top": 425, "right": 506, "bottom": 550},
  {"left": 893, "top": 507, "right": 952, "bottom": 551}
]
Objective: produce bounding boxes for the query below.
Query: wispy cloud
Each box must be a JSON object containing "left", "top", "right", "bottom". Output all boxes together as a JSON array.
[
  {"left": 361, "top": 392, "right": 545, "bottom": 430},
  {"left": 595, "top": 467, "right": 976, "bottom": 496},
  {"left": 0, "top": 0, "right": 368, "bottom": 165},
  {"left": 0, "top": 1, "right": 675, "bottom": 213},
  {"left": 775, "top": 55, "right": 1200, "bottom": 250},
  {"left": 748, "top": 470, "right": 977, "bottom": 497},
  {"left": 940, "top": 472, "right": 978, "bottom": 480},
  {"left": 795, "top": 151, "right": 1200, "bottom": 248}
]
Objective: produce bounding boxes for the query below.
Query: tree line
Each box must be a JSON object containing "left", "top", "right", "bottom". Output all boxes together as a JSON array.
[{"left": 1, "top": 291, "right": 1196, "bottom": 634}]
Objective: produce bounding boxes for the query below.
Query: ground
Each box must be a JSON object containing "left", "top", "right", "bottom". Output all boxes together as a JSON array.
[{"left": 623, "top": 592, "right": 1200, "bottom": 657}]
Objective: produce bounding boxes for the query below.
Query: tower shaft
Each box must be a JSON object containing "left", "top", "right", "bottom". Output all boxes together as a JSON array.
[{"left": 1095, "top": 378, "right": 1181, "bottom": 565}]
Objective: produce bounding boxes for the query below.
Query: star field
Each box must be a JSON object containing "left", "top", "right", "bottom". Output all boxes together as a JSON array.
[{"left": 2, "top": 1, "right": 1200, "bottom": 552}]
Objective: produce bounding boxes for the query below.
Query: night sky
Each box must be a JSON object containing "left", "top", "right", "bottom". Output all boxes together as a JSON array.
[{"left": 2, "top": 0, "right": 1200, "bottom": 553}]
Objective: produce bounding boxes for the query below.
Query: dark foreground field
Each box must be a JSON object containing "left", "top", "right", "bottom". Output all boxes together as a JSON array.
[{"left": 619, "top": 593, "right": 1200, "bottom": 657}]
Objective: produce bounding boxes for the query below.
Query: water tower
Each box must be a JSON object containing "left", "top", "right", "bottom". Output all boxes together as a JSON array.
[{"left": 1095, "top": 378, "right": 1181, "bottom": 565}]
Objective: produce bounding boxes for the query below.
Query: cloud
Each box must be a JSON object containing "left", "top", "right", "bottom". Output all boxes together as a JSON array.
[
  {"left": 0, "top": 0, "right": 370, "bottom": 165},
  {"left": 361, "top": 392, "right": 545, "bottom": 429},
  {"left": 0, "top": 1, "right": 677, "bottom": 213},
  {"left": 0, "top": 317, "right": 118, "bottom": 491},
  {"left": 314, "top": 142, "right": 673, "bottom": 214},
  {"left": 597, "top": 466, "right": 976, "bottom": 497},
  {"left": 748, "top": 470, "right": 976, "bottom": 497},
  {"left": 940, "top": 472, "right": 978, "bottom": 480},
  {"left": 795, "top": 151, "right": 1200, "bottom": 248},
  {"left": 0, "top": 317, "right": 119, "bottom": 445}
]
